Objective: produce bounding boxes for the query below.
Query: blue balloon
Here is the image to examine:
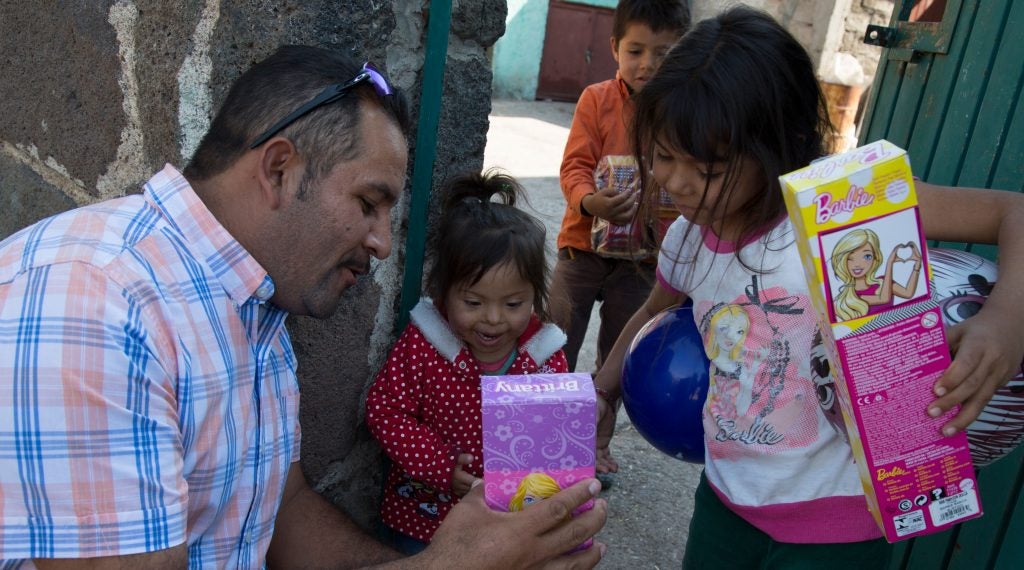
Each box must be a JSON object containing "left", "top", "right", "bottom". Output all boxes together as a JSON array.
[{"left": 621, "top": 302, "right": 710, "bottom": 463}]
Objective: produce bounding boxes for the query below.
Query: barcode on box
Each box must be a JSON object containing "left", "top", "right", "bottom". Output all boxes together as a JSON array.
[{"left": 929, "top": 490, "right": 980, "bottom": 526}]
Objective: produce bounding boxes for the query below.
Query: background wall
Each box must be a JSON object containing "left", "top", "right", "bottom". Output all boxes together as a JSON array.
[
  {"left": 492, "top": 0, "right": 615, "bottom": 100},
  {"left": 493, "top": 0, "right": 895, "bottom": 101},
  {"left": 492, "top": 0, "right": 549, "bottom": 99},
  {"left": 0, "top": 0, "right": 505, "bottom": 530}
]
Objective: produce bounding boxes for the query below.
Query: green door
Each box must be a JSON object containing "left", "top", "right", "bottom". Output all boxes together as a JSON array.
[{"left": 859, "top": 1, "right": 1024, "bottom": 568}]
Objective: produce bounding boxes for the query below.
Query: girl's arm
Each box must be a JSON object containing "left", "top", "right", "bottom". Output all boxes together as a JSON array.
[
  {"left": 593, "top": 281, "right": 685, "bottom": 472},
  {"left": 365, "top": 329, "right": 460, "bottom": 491},
  {"left": 918, "top": 181, "right": 1024, "bottom": 435}
]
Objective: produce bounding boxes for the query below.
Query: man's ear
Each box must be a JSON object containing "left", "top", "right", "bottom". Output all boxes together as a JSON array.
[
  {"left": 255, "top": 137, "right": 301, "bottom": 210},
  {"left": 610, "top": 36, "right": 620, "bottom": 63}
]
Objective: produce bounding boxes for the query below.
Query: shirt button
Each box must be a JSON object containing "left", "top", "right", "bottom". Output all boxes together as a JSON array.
[
  {"left": 459, "top": 361, "right": 467, "bottom": 369},
  {"left": 255, "top": 285, "right": 271, "bottom": 299}
]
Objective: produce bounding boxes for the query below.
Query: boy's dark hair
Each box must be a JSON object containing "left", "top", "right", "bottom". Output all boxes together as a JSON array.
[
  {"left": 613, "top": 0, "right": 691, "bottom": 41},
  {"left": 184, "top": 45, "right": 410, "bottom": 192},
  {"left": 632, "top": 6, "right": 832, "bottom": 273},
  {"left": 427, "top": 170, "right": 550, "bottom": 321}
]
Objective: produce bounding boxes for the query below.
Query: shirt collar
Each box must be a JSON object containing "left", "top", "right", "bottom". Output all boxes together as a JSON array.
[
  {"left": 144, "top": 164, "right": 274, "bottom": 305},
  {"left": 615, "top": 70, "right": 632, "bottom": 98},
  {"left": 701, "top": 214, "right": 791, "bottom": 254}
]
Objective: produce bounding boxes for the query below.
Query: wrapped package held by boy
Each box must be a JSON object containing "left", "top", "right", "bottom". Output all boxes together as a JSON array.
[
  {"left": 481, "top": 372, "right": 595, "bottom": 545},
  {"left": 590, "top": 155, "right": 676, "bottom": 259},
  {"left": 780, "top": 140, "right": 982, "bottom": 542}
]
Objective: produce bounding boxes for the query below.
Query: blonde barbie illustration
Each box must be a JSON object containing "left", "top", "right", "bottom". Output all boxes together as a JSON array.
[
  {"left": 507, "top": 473, "right": 561, "bottom": 512},
  {"left": 705, "top": 305, "right": 764, "bottom": 417},
  {"left": 830, "top": 229, "right": 922, "bottom": 321}
]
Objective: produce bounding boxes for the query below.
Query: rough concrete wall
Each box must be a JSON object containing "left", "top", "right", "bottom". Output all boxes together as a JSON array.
[{"left": 0, "top": 0, "right": 505, "bottom": 531}]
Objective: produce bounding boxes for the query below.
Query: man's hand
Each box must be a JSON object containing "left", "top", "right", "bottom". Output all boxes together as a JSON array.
[
  {"left": 414, "top": 478, "right": 607, "bottom": 569},
  {"left": 582, "top": 186, "right": 637, "bottom": 225},
  {"left": 452, "top": 453, "right": 476, "bottom": 497}
]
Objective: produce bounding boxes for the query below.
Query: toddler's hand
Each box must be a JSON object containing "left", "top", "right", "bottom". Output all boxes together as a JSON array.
[
  {"left": 929, "top": 310, "right": 1024, "bottom": 435},
  {"left": 583, "top": 186, "right": 637, "bottom": 225},
  {"left": 452, "top": 453, "right": 477, "bottom": 497}
]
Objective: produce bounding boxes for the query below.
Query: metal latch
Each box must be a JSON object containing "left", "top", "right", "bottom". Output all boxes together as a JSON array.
[{"left": 864, "top": 25, "right": 897, "bottom": 47}]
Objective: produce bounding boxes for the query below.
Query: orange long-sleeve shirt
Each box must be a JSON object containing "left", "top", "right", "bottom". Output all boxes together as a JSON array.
[{"left": 557, "top": 73, "right": 633, "bottom": 251}]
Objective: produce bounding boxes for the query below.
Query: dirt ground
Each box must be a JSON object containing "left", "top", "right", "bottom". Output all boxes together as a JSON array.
[{"left": 484, "top": 99, "right": 703, "bottom": 568}]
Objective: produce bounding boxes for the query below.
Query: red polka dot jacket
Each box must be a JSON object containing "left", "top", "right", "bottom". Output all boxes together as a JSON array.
[{"left": 365, "top": 297, "right": 569, "bottom": 542}]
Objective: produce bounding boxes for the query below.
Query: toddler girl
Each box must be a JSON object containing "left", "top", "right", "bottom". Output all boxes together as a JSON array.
[{"left": 365, "top": 170, "right": 569, "bottom": 554}]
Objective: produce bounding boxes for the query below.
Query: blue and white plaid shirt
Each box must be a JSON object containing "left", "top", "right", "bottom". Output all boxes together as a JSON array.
[{"left": 0, "top": 165, "right": 300, "bottom": 568}]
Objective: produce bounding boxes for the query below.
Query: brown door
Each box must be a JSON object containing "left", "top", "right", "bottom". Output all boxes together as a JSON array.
[{"left": 536, "top": 1, "right": 618, "bottom": 102}]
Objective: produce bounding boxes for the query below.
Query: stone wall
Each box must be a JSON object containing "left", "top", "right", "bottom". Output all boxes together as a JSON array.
[
  {"left": 0, "top": 0, "right": 505, "bottom": 530},
  {"left": 690, "top": 0, "right": 894, "bottom": 148},
  {"left": 692, "top": 0, "right": 893, "bottom": 85}
]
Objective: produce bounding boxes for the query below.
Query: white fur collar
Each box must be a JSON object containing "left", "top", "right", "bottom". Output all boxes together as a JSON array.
[{"left": 409, "top": 297, "right": 566, "bottom": 366}]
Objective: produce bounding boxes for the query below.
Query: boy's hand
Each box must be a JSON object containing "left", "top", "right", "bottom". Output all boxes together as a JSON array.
[
  {"left": 582, "top": 186, "right": 637, "bottom": 225},
  {"left": 929, "top": 310, "right": 1024, "bottom": 435},
  {"left": 452, "top": 453, "right": 476, "bottom": 497},
  {"left": 596, "top": 397, "right": 620, "bottom": 474}
]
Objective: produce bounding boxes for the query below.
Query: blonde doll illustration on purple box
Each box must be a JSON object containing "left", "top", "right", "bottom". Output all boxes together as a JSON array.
[
  {"left": 507, "top": 473, "right": 562, "bottom": 512},
  {"left": 830, "top": 228, "right": 923, "bottom": 322}
]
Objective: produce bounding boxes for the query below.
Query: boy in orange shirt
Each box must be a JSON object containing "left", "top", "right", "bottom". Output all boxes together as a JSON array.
[{"left": 551, "top": 0, "right": 690, "bottom": 372}]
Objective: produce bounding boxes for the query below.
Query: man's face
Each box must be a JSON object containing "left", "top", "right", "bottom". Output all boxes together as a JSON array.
[{"left": 270, "top": 102, "right": 408, "bottom": 318}]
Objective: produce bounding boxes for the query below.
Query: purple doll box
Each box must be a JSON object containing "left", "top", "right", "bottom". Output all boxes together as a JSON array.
[{"left": 481, "top": 373, "right": 596, "bottom": 520}]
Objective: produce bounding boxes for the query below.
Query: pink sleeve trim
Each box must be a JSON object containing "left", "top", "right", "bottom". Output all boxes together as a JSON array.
[{"left": 656, "top": 267, "right": 683, "bottom": 295}]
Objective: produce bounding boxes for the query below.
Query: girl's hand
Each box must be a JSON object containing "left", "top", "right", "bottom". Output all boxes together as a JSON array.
[
  {"left": 929, "top": 310, "right": 1024, "bottom": 435},
  {"left": 452, "top": 453, "right": 477, "bottom": 497},
  {"left": 596, "top": 397, "right": 620, "bottom": 473}
]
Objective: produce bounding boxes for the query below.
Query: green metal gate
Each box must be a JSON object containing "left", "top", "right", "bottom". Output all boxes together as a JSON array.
[{"left": 859, "top": 1, "right": 1024, "bottom": 568}]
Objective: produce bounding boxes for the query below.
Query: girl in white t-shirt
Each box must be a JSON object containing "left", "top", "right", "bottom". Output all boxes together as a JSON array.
[{"left": 593, "top": 5, "right": 1024, "bottom": 568}]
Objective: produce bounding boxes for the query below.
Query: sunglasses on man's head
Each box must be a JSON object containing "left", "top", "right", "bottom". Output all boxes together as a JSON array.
[{"left": 249, "top": 62, "right": 394, "bottom": 149}]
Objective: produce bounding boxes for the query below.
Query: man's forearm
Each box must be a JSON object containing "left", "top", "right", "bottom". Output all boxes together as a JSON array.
[{"left": 267, "top": 482, "right": 402, "bottom": 569}]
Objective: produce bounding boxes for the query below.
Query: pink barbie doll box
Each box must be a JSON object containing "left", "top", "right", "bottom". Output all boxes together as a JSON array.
[
  {"left": 481, "top": 373, "right": 596, "bottom": 534},
  {"left": 780, "top": 140, "right": 982, "bottom": 542}
]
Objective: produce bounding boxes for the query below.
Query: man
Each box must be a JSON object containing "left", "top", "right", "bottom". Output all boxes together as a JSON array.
[{"left": 0, "top": 45, "right": 606, "bottom": 569}]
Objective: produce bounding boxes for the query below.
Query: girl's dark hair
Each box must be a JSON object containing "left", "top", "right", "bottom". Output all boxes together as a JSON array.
[
  {"left": 633, "top": 6, "right": 833, "bottom": 272},
  {"left": 427, "top": 170, "right": 550, "bottom": 321}
]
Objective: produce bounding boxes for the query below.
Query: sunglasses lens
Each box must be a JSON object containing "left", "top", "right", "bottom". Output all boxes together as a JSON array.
[{"left": 362, "top": 63, "right": 394, "bottom": 96}]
